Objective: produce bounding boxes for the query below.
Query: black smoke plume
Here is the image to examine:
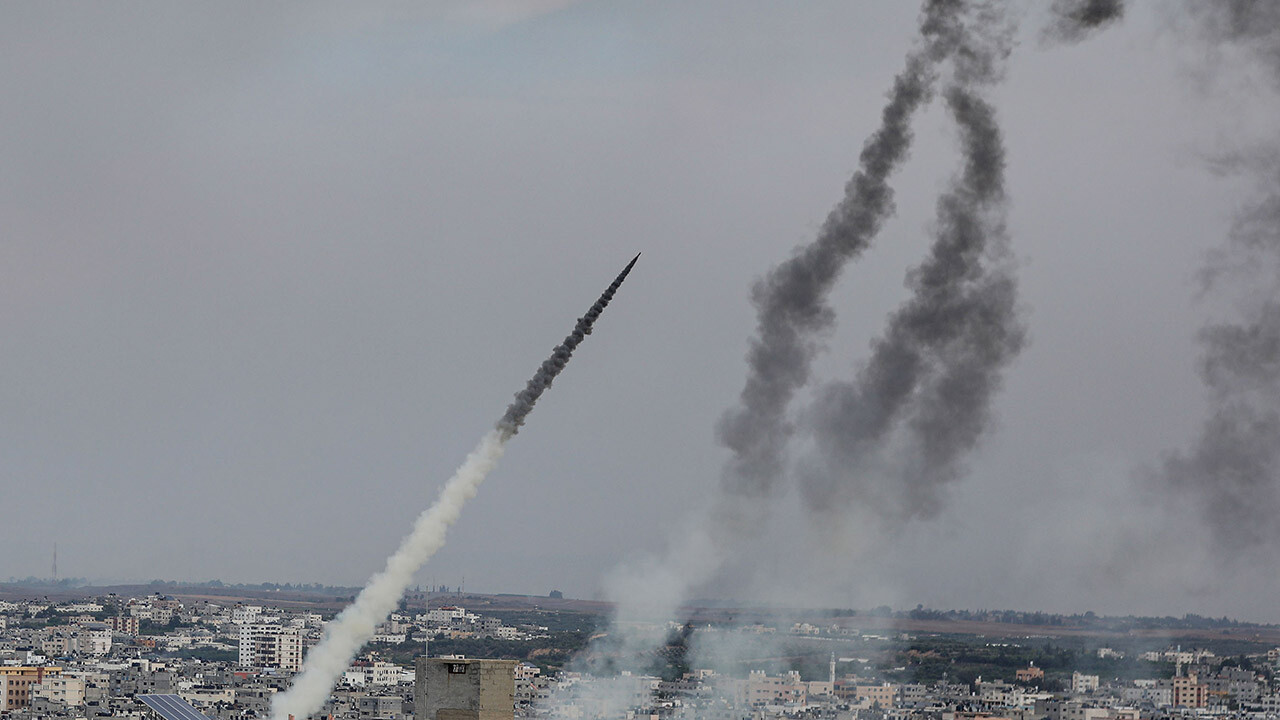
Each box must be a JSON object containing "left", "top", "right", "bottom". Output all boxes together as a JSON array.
[
  {"left": 801, "top": 7, "right": 1023, "bottom": 520},
  {"left": 497, "top": 253, "right": 639, "bottom": 438},
  {"left": 1042, "top": 0, "right": 1125, "bottom": 45},
  {"left": 715, "top": 0, "right": 968, "bottom": 499},
  {"left": 1158, "top": 183, "right": 1280, "bottom": 556},
  {"left": 1161, "top": 320, "right": 1280, "bottom": 553},
  {"left": 543, "top": 4, "right": 1021, "bottom": 707},
  {"left": 1185, "top": 1, "right": 1280, "bottom": 80},
  {"left": 1152, "top": 1, "right": 1280, "bottom": 557}
]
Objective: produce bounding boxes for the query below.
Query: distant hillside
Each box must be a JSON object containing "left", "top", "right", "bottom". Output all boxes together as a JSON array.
[{"left": 5, "top": 581, "right": 1279, "bottom": 645}]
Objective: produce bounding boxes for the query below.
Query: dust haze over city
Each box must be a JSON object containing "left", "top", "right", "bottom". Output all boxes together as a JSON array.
[{"left": 5, "top": 0, "right": 1280, "bottom": 642}]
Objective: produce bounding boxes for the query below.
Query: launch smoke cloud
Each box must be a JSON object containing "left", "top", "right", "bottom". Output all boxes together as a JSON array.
[
  {"left": 270, "top": 254, "right": 638, "bottom": 720},
  {"left": 545, "top": 1, "right": 1023, "bottom": 711}
]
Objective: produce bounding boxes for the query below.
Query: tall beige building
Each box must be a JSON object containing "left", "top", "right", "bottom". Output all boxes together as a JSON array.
[
  {"left": 415, "top": 658, "right": 516, "bottom": 720},
  {"left": 0, "top": 667, "right": 62, "bottom": 711}
]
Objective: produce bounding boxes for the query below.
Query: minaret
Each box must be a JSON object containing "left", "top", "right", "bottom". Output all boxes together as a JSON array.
[
  {"left": 52, "top": 543, "right": 57, "bottom": 583},
  {"left": 829, "top": 652, "right": 836, "bottom": 685}
]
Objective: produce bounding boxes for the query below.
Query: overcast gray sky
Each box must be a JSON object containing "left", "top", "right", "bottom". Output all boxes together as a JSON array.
[{"left": 4, "top": 1, "right": 1279, "bottom": 622}]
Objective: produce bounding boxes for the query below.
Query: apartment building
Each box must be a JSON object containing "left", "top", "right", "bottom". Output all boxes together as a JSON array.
[
  {"left": 0, "top": 666, "right": 63, "bottom": 711},
  {"left": 238, "top": 622, "right": 302, "bottom": 672}
]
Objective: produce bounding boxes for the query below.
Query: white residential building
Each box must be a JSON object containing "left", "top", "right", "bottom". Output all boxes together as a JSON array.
[
  {"left": 368, "top": 661, "right": 402, "bottom": 686},
  {"left": 423, "top": 606, "right": 467, "bottom": 625},
  {"left": 58, "top": 603, "right": 103, "bottom": 614},
  {"left": 238, "top": 623, "right": 302, "bottom": 672},
  {"left": 128, "top": 604, "right": 154, "bottom": 620},
  {"left": 232, "top": 606, "right": 263, "bottom": 626},
  {"left": 344, "top": 661, "right": 404, "bottom": 687},
  {"left": 77, "top": 624, "right": 113, "bottom": 655},
  {"left": 1072, "top": 672, "right": 1100, "bottom": 694},
  {"left": 746, "top": 670, "right": 807, "bottom": 706},
  {"left": 32, "top": 676, "right": 85, "bottom": 707}
]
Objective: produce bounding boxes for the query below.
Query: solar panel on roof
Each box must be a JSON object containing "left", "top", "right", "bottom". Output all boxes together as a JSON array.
[{"left": 139, "top": 693, "right": 214, "bottom": 720}]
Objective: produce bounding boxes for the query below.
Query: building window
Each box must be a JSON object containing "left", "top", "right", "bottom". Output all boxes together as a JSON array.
[{"left": 448, "top": 663, "right": 468, "bottom": 675}]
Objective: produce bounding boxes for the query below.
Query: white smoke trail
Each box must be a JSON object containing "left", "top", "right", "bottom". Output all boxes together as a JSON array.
[
  {"left": 269, "top": 430, "right": 506, "bottom": 720},
  {"left": 269, "top": 254, "right": 638, "bottom": 720}
]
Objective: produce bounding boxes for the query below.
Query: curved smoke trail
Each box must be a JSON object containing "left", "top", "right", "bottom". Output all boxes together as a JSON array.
[
  {"left": 270, "top": 254, "right": 638, "bottom": 720},
  {"left": 801, "top": 9, "right": 1024, "bottom": 521},
  {"left": 542, "top": 2, "right": 1000, "bottom": 706},
  {"left": 714, "top": 0, "right": 969, "bottom": 503}
]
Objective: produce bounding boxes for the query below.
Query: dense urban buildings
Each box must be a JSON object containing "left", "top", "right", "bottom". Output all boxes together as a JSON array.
[{"left": 2, "top": 591, "right": 1280, "bottom": 719}]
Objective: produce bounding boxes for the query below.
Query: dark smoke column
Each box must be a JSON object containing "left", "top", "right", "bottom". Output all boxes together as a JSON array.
[
  {"left": 545, "top": 3, "right": 1016, "bottom": 701},
  {"left": 1034, "top": 0, "right": 1280, "bottom": 561},
  {"left": 270, "top": 254, "right": 640, "bottom": 720},
  {"left": 498, "top": 253, "right": 640, "bottom": 438},
  {"left": 1042, "top": 0, "right": 1125, "bottom": 44},
  {"left": 716, "top": 0, "right": 967, "bottom": 499},
  {"left": 801, "top": 15, "right": 1025, "bottom": 520},
  {"left": 1149, "top": 0, "right": 1280, "bottom": 559}
]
